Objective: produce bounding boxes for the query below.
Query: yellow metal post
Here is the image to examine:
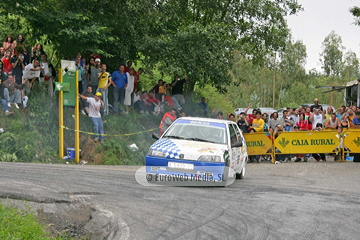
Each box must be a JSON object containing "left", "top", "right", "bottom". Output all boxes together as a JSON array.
[
  {"left": 59, "top": 68, "right": 64, "bottom": 159},
  {"left": 75, "top": 70, "right": 80, "bottom": 163}
]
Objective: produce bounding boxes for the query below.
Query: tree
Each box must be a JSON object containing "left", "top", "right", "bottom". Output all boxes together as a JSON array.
[
  {"left": 342, "top": 50, "right": 359, "bottom": 82},
  {"left": 1, "top": 0, "right": 302, "bottom": 93},
  {"left": 320, "top": 31, "right": 345, "bottom": 77}
]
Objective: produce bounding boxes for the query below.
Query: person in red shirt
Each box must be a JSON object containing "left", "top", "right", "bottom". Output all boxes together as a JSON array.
[
  {"left": 159, "top": 108, "right": 177, "bottom": 135},
  {"left": 304, "top": 107, "right": 312, "bottom": 130},
  {"left": 145, "top": 90, "right": 160, "bottom": 113},
  {"left": 296, "top": 113, "right": 309, "bottom": 131},
  {"left": 1, "top": 50, "right": 12, "bottom": 76}
]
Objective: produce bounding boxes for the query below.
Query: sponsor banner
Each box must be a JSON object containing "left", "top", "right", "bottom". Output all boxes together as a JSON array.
[
  {"left": 344, "top": 131, "right": 360, "bottom": 153},
  {"left": 274, "top": 131, "right": 339, "bottom": 154},
  {"left": 243, "top": 133, "right": 272, "bottom": 155}
]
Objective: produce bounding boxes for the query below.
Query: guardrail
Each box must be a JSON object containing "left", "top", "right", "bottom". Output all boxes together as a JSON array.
[{"left": 243, "top": 129, "right": 360, "bottom": 163}]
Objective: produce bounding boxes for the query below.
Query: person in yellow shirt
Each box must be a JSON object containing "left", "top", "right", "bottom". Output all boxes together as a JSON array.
[
  {"left": 97, "top": 64, "right": 112, "bottom": 116},
  {"left": 252, "top": 112, "right": 265, "bottom": 132}
]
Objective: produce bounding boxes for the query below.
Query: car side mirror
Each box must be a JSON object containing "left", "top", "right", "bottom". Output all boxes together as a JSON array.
[
  {"left": 231, "top": 141, "right": 243, "bottom": 148},
  {"left": 152, "top": 133, "right": 160, "bottom": 140}
]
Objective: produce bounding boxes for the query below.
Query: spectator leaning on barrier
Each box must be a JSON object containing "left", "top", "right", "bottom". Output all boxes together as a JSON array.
[
  {"left": 280, "top": 110, "right": 294, "bottom": 131},
  {"left": 310, "top": 108, "right": 325, "bottom": 130},
  {"left": 352, "top": 111, "right": 360, "bottom": 129},
  {"left": 159, "top": 108, "right": 177, "bottom": 135},
  {"left": 268, "top": 112, "right": 282, "bottom": 132},
  {"left": 296, "top": 113, "right": 309, "bottom": 131},
  {"left": 336, "top": 106, "right": 346, "bottom": 119},
  {"left": 324, "top": 113, "right": 340, "bottom": 130},
  {"left": 252, "top": 112, "right": 264, "bottom": 132},
  {"left": 78, "top": 92, "right": 105, "bottom": 142}
]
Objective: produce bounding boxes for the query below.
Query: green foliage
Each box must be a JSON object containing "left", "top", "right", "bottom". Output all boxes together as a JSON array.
[
  {"left": 0, "top": 203, "right": 62, "bottom": 240},
  {"left": 320, "top": 31, "right": 345, "bottom": 77}
]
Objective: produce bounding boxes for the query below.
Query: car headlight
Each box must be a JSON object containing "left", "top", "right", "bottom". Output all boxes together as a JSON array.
[
  {"left": 197, "top": 155, "right": 222, "bottom": 162},
  {"left": 147, "top": 149, "right": 166, "bottom": 158}
]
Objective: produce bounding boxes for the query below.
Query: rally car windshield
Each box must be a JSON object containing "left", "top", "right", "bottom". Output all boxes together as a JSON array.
[{"left": 163, "top": 122, "right": 227, "bottom": 145}]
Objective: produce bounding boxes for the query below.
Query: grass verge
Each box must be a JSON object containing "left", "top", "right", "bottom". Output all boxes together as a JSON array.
[{"left": 0, "top": 202, "right": 63, "bottom": 240}]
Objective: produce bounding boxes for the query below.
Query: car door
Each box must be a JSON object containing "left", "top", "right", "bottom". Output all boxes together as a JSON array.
[
  {"left": 229, "top": 123, "right": 241, "bottom": 171},
  {"left": 233, "top": 123, "right": 247, "bottom": 170}
]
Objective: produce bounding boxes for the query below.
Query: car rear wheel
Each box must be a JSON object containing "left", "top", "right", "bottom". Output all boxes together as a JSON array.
[{"left": 236, "top": 165, "right": 245, "bottom": 179}]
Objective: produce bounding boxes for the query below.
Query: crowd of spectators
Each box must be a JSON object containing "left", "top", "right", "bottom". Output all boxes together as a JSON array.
[
  {"left": 0, "top": 34, "right": 56, "bottom": 116},
  {"left": 219, "top": 98, "right": 360, "bottom": 163}
]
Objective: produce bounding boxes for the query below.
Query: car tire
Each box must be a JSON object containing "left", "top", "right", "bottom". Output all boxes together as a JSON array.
[{"left": 236, "top": 165, "right": 245, "bottom": 179}]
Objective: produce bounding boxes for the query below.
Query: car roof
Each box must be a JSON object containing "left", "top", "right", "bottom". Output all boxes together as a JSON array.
[{"left": 176, "top": 117, "right": 233, "bottom": 125}]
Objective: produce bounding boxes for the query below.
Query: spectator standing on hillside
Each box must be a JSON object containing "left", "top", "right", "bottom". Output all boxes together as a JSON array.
[
  {"left": 310, "top": 108, "right": 326, "bottom": 130},
  {"left": 39, "top": 53, "right": 56, "bottom": 97},
  {"left": 159, "top": 108, "right": 177, "bottom": 135},
  {"left": 165, "top": 83, "right": 181, "bottom": 110},
  {"left": 13, "top": 35, "right": 26, "bottom": 54},
  {"left": 11, "top": 50, "right": 25, "bottom": 86},
  {"left": 112, "top": 64, "right": 128, "bottom": 113},
  {"left": 310, "top": 98, "right": 323, "bottom": 112},
  {"left": 171, "top": 75, "right": 187, "bottom": 106},
  {"left": 3, "top": 35, "right": 15, "bottom": 55},
  {"left": 23, "top": 58, "right": 41, "bottom": 95},
  {"left": 96, "top": 63, "right": 112, "bottom": 116},
  {"left": 74, "top": 56, "right": 84, "bottom": 94},
  {"left": 134, "top": 68, "right": 143, "bottom": 90},
  {"left": 133, "top": 89, "right": 148, "bottom": 113},
  {"left": 88, "top": 58, "right": 101, "bottom": 94},
  {"left": 80, "top": 86, "right": 94, "bottom": 115},
  {"left": 145, "top": 90, "right": 160, "bottom": 113},
  {"left": 79, "top": 92, "right": 105, "bottom": 142},
  {"left": 2, "top": 74, "right": 27, "bottom": 109},
  {"left": 252, "top": 112, "right": 264, "bottom": 132},
  {"left": 124, "top": 68, "right": 135, "bottom": 114},
  {"left": 198, "top": 97, "right": 208, "bottom": 115},
  {"left": 228, "top": 113, "right": 235, "bottom": 122},
  {"left": 2, "top": 50, "right": 12, "bottom": 76},
  {"left": 152, "top": 79, "right": 163, "bottom": 101},
  {"left": 31, "top": 44, "right": 44, "bottom": 62}
]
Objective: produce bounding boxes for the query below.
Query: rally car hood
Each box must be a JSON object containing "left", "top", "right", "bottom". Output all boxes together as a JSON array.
[{"left": 149, "top": 138, "right": 229, "bottom": 161}]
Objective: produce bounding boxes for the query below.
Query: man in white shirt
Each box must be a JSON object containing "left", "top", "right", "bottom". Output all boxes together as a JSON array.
[
  {"left": 310, "top": 108, "right": 326, "bottom": 130},
  {"left": 124, "top": 67, "right": 135, "bottom": 114},
  {"left": 23, "top": 58, "right": 41, "bottom": 96},
  {"left": 78, "top": 92, "right": 105, "bottom": 142}
]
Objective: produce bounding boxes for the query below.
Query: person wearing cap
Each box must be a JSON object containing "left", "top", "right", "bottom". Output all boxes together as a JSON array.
[
  {"left": 88, "top": 58, "right": 101, "bottom": 95},
  {"left": 78, "top": 92, "right": 105, "bottom": 142}
]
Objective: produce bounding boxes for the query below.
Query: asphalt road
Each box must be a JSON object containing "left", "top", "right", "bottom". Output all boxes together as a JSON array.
[{"left": 1, "top": 161, "right": 360, "bottom": 239}]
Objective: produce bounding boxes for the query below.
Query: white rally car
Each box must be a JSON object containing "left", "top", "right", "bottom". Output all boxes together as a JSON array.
[{"left": 145, "top": 117, "right": 248, "bottom": 186}]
